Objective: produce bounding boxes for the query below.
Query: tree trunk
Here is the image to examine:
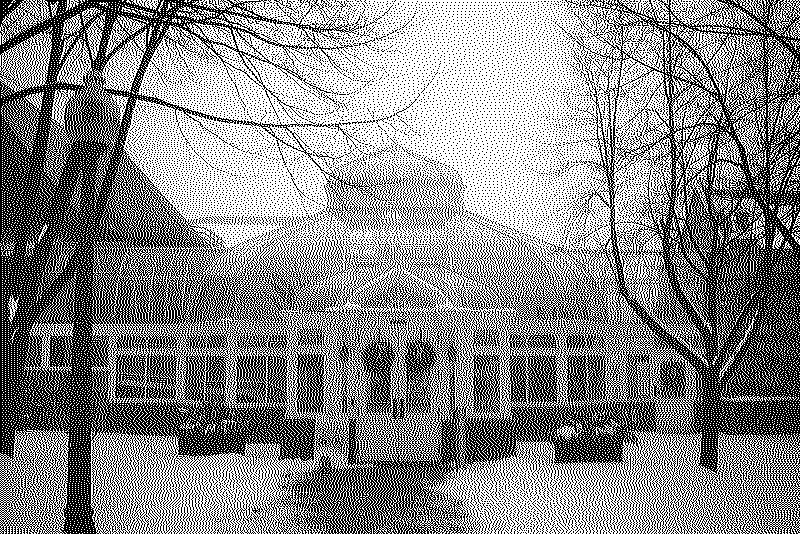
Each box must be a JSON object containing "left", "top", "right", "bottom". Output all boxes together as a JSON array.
[
  {"left": 2, "top": 333, "right": 31, "bottom": 457},
  {"left": 63, "top": 143, "right": 101, "bottom": 534},
  {"left": 696, "top": 369, "right": 722, "bottom": 472}
]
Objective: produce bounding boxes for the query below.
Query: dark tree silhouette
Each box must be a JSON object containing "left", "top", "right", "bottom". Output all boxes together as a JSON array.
[
  {"left": 562, "top": 0, "right": 797, "bottom": 472},
  {"left": 2, "top": 1, "right": 426, "bottom": 532}
]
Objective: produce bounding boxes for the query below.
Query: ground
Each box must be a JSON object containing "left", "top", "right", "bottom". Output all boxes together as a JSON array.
[{"left": 1, "top": 431, "right": 798, "bottom": 534}]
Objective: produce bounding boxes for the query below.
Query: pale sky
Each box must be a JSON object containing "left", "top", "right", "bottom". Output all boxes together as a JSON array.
[{"left": 2, "top": 1, "right": 592, "bottom": 247}]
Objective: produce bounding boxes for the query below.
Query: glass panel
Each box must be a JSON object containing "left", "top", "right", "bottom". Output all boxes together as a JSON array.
[
  {"left": 298, "top": 329, "right": 324, "bottom": 346},
  {"left": 213, "top": 281, "right": 233, "bottom": 321},
  {"left": 266, "top": 352, "right": 287, "bottom": 405},
  {"left": 509, "top": 333, "right": 525, "bottom": 349},
  {"left": 362, "top": 341, "right": 392, "bottom": 413},
  {"left": 660, "top": 360, "right": 686, "bottom": 399},
  {"left": 510, "top": 349, "right": 526, "bottom": 402},
  {"left": 237, "top": 351, "right": 265, "bottom": 403},
  {"left": 207, "top": 334, "right": 228, "bottom": 349},
  {"left": 473, "top": 329, "right": 499, "bottom": 347},
  {"left": 297, "top": 352, "right": 323, "bottom": 413},
  {"left": 50, "top": 335, "right": 70, "bottom": 367},
  {"left": 115, "top": 279, "right": 138, "bottom": 323},
  {"left": 116, "top": 351, "right": 146, "bottom": 398},
  {"left": 627, "top": 358, "right": 639, "bottom": 399},
  {"left": 473, "top": 352, "right": 501, "bottom": 413},
  {"left": 149, "top": 336, "right": 177, "bottom": 350},
  {"left": 206, "top": 351, "right": 225, "bottom": 404},
  {"left": 185, "top": 351, "right": 205, "bottom": 401},
  {"left": 50, "top": 335, "right": 107, "bottom": 367},
  {"left": 25, "top": 336, "right": 42, "bottom": 367},
  {"left": 145, "top": 351, "right": 176, "bottom": 399},
  {"left": 94, "top": 336, "right": 109, "bottom": 367},
  {"left": 152, "top": 279, "right": 183, "bottom": 324},
  {"left": 94, "top": 277, "right": 117, "bottom": 324},
  {"left": 565, "top": 334, "right": 588, "bottom": 349},
  {"left": 528, "top": 334, "right": 558, "bottom": 349},
  {"left": 567, "top": 351, "right": 587, "bottom": 401},
  {"left": 239, "top": 335, "right": 271, "bottom": 349},
  {"left": 587, "top": 350, "right": 606, "bottom": 401},
  {"left": 185, "top": 278, "right": 207, "bottom": 322},
  {"left": 134, "top": 280, "right": 152, "bottom": 323},
  {"left": 528, "top": 351, "right": 556, "bottom": 402},
  {"left": 406, "top": 341, "right": 434, "bottom": 413}
]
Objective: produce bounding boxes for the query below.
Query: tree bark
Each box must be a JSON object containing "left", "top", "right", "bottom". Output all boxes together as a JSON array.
[
  {"left": 1, "top": 0, "right": 68, "bottom": 459},
  {"left": 63, "top": 143, "right": 102, "bottom": 534},
  {"left": 697, "top": 369, "right": 722, "bottom": 472}
]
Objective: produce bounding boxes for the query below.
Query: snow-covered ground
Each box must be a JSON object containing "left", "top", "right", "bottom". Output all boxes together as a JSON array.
[
  {"left": 0, "top": 431, "right": 313, "bottom": 534},
  {"left": 2, "top": 431, "right": 799, "bottom": 534},
  {"left": 440, "top": 433, "right": 800, "bottom": 534}
]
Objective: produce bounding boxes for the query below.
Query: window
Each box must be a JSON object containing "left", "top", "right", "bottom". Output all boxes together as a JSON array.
[
  {"left": 406, "top": 341, "right": 435, "bottom": 414},
  {"left": 94, "top": 277, "right": 117, "bottom": 324},
  {"left": 660, "top": 360, "right": 686, "bottom": 399},
  {"left": 188, "top": 334, "right": 227, "bottom": 350},
  {"left": 116, "top": 351, "right": 146, "bottom": 398},
  {"left": 25, "top": 336, "right": 43, "bottom": 367},
  {"left": 146, "top": 350, "right": 177, "bottom": 399},
  {"left": 115, "top": 280, "right": 134, "bottom": 323},
  {"left": 565, "top": 334, "right": 605, "bottom": 349},
  {"left": 114, "top": 335, "right": 176, "bottom": 400},
  {"left": 567, "top": 351, "right": 587, "bottom": 401},
  {"left": 586, "top": 350, "right": 605, "bottom": 401},
  {"left": 115, "top": 280, "right": 147, "bottom": 323},
  {"left": 589, "top": 335, "right": 605, "bottom": 348},
  {"left": 50, "top": 335, "right": 109, "bottom": 367},
  {"left": 239, "top": 334, "right": 287, "bottom": 350},
  {"left": 297, "top": 329, "right": 323, "bottom": 346},
  {"left": 628, "top": 356, "right": 651, "bottom": 399},
  {"left": 474, "top": 352, "right": 501, "bottom": 413},
  {"left": 236, "top": 351, "right": 264, "bottom": 403},
  {"left": 236, "top": 334, "right": 287, "bottom": 405},
  {"left": 510, "top": 334, "right": 557, "bottom": 404},
  {"left": 151, "top": 279, "right": 184, "bottom": 323},
  {"left": 186, "top": 336, "right": 226, "bottom": 404},
  {"left": 510, "top": 349, "right": 526, "bottom": 403},
  {"left": 297, "top": 352, "right": 323, "bottom": 413},
  {"left": 473, "top": 329, "right": 499, "bottom": 347},
  {"left": 529, "top": 334, "right": 557, "bottom": 349},
  {"left": 565, "top": 334, "right": 588, "bottom": 349},
  {"left": 528, "top": 351, "right": 556, "bottom": 402},
  {"left": 363, "top": 341, "right": 392, "bottom": 414}
]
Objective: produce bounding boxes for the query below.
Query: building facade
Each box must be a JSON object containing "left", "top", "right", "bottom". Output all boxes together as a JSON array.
[{"left": 16, "top": 147, "right": 798, "bottom": 464}]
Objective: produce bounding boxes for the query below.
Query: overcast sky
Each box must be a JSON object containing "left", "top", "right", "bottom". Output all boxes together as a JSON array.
[{"left": 2, "top": 1, "right": 592, "bottom": 246}]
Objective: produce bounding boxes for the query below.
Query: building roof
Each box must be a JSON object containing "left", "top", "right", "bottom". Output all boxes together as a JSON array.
[
  {"left": 198, "top": 148, "right": 609, "bottom": 322},
  {"left": 0, "top": 82, "right": 207, "bottom": 247}
]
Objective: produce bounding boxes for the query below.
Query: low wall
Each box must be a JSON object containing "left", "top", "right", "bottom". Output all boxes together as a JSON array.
[
  {"left": 20, "top": 369, "right": 297, "bottom": 448},
  {"left": 21, "top": 367, "right": 798, "bottom": 457},
  {"left": 513, "top": 401, "right": 657, "bottom": 441},
  {"left": 715, "top": 397, "right": 800, "bottom": 434},
  {"left": 466, "top": 417, "right": 516, "bottom": 462}
]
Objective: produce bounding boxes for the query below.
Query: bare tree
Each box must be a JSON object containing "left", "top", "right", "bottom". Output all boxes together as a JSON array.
[
  {"left": 562, "top": 0, "right": 797, "bottom": 471},
  {"left": 2, "top": 1, "right": 426, "bottom": 531}
]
